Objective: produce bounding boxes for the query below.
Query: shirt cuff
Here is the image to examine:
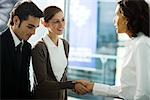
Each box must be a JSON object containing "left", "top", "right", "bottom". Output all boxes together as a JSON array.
[{"left": 92, "top": 83, "right": 121, "bottom": 98}]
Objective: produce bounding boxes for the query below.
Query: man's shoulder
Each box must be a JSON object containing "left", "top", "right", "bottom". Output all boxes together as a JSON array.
[
  {"left": 0, "top": 28, "right": 10, "bottom": 36},
  {"left": 1, "top": 27, "right": 9, "bottom": 33},
  {"left": 0, "top": 28, "right": 11, "bottom": 43}
]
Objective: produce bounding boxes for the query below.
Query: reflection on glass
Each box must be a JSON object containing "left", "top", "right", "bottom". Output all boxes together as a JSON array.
[{"left": 65, "top": 0, "right": 117, "bottom": 100}]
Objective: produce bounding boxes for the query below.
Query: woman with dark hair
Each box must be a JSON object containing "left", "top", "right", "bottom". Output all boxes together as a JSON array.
[
  {"left": 31, "top": 6, "right": 88, "bottom": 99},
  {"left": 76, "top": 0, "right": 150, "bottom": 99}
]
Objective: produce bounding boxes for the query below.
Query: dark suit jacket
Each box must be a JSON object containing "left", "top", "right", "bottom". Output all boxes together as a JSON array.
[
  {"left": 0, "top": 28, "right": 31, "bottom": 99},
  {"left": 32, "top": 39, "right": 72, "bottom": 100}
]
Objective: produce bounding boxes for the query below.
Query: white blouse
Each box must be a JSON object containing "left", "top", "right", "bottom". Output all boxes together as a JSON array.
[
  {"left": 93, "top": 33, "right": 150, "bottom": 100},
  {"left": 43, "top": 35, "right": 67, "bottom": 81}
]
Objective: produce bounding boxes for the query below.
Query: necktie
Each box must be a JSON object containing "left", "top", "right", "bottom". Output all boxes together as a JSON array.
[
  {"left": 16, "top": 42, "right": 22, "bottom": 53},
  {"left": 15, "top": 42, "right": 22, "bottom": 75}
]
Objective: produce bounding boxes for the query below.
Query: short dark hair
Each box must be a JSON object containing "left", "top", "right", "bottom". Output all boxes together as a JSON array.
[
  {"left": 118, "top": 0, "right": 149, "bottom": 37},
  {"left": 43, "top": 6, "right": 62, "bottom": 22},
  {"left": 9, "top": 0, "right": 43, "bottom": 26}
]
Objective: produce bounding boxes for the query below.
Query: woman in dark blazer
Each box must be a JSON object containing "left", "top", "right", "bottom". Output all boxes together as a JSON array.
[{"left": 32, "top": 6, "right": 88, "bottom": 100}]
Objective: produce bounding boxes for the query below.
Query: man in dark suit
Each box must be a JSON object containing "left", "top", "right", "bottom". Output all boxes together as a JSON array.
[{"left": 0, "top": 1, "right": 43, "bottom": 99}]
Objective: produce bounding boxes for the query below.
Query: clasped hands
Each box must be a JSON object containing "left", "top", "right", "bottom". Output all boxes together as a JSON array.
[{"left": 73, "top": 80, "right": 94, "bottom": 95}]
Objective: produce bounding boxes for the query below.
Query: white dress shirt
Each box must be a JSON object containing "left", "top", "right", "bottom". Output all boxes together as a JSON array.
[
  {"left": 43, "top": 35, "right": 67, "bottom": 81},
  {"left": 93, "top": 33, "right": 150, "bottom": 100},
  {"left": 10, "top": 27, "right": 22, "bottom": 47}
]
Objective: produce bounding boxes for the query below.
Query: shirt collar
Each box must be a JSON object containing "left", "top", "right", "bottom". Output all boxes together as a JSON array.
[
  {"left": 44, "top": 34, "right": 62, "bottom": 48},
  {"left": 9, "top": 26, "right": 23, "bottom": 47}
]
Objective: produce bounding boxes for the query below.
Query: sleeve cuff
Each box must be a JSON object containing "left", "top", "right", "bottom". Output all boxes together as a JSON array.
[
  {"left": 59, "top": 81, "right": 75, "bottom": 89},
  {"left": 92, "top": 83, "right": 111, "bottom": 96},
  {"left": 92, "top": 83, "right": 121, "bottom": 98}
]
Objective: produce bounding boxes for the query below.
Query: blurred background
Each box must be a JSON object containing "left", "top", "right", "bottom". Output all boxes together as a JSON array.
[{"left": 0, "top": 0, "right": 136, "bottom": 100}]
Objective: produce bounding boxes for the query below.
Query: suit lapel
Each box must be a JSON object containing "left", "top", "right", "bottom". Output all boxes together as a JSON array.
[
  {"left": 4, "top": 29, "right": 23, "bottom": 75},
  {"left": 5, "top": 29, "right": 16, "bottom": 65}
]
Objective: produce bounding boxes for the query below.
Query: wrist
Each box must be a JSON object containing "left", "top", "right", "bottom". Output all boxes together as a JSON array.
[{"left": 89, "top": 82, "right": 94, "bottom": 92}]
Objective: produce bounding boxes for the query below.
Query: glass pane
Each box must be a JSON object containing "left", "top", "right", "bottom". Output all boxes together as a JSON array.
[
  {"left": 0, "top": 0, "right": 17, "bottom": 32},
  {"left": 65, "top": 0, "right": 117, "bottom": 99}
]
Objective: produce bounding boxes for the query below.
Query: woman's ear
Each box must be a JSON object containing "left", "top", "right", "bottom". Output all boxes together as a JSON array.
[
  {"left": 124, "top": 17, "right": 128, "bottom": 25},
  {"left": 41, "top": 19, "right": 47, "bottom": 27}
]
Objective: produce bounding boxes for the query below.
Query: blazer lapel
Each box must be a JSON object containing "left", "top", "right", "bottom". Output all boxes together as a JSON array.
[{"left": 42, "top": 42, "right": 58, "bottom": 81}]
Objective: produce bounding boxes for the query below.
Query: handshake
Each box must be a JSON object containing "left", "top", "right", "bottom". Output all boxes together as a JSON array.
[{"left": 73, "top": 80, "right": 94, "bottom": 95}]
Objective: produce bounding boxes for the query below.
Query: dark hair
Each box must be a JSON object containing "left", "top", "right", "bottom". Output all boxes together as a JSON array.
[
  {"left": 43, "top": 6, "right": 62, "bottom": 22},
  {"left": 9, "top": 1, "right": 43, "bottom": 26},
  {"left": 118, "top": 0, "right": 149, "bottom": 37}
]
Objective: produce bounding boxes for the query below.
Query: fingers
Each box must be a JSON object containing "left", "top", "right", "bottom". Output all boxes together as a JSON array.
[
  {"left": 73, "top": 80, "right": 94, "bottom": 95},
  {"left": 74, "top": 80, "right": 90, "bottom": 87},
  {"left": 86, "top": 82, "right": 94, "bottom": 92},
  {"left": 74, "top": 82, "right": 89, "bottom": 95},
  {"left": 75, "top": 80, "right": 90, "bottom": 84}
]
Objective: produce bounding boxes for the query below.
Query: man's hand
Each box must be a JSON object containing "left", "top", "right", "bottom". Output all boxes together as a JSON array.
[{"left": 73, "top": 80, "right": 94, "bottom": 95}]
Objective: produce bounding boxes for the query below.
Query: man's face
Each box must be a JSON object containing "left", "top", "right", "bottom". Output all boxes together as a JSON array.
[{"left": 13, "top": 15, "right": 40, "bottom": 41}]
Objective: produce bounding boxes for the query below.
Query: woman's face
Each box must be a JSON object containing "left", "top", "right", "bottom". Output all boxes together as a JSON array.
[
  {"left": 45, "top": 11, "right": 65, "bottom": 35},
  {"left": 114, "top": 5, "right": 127, "bottom": 34}
]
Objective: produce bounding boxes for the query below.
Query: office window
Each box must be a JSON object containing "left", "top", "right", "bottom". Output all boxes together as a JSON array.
[
  {"left": 0, "top": 0, "right": 17, "bottom": 32},
  {"left": 65, "top": 0, "right": 117, "bottom": 99}
]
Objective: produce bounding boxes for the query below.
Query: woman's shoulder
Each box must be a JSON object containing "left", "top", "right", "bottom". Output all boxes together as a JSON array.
[
  {"left": 32, "top": 40, "right": 48, "bottom": 58},
  {"left": 135, "top": 34, "right": 150, "bottom": 47},
  {"left": 60, "top": 38, "right": 69, "bottom": 44},
  {"left": 131, "top": 34, "right": 150, "bottom": 52},
  {"left": 33, "top": 39, "right": 45, "bottom": 48},
  {"left": 32, "top": 39, "right": 47, "bottom": 53}
]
